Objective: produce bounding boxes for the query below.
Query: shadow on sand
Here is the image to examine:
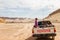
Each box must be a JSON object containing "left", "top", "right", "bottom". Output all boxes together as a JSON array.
[{"left": 26, "top": 36, "right": 55, "bottom": 40}]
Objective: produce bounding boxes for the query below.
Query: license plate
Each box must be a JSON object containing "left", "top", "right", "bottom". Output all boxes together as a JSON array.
[{"left": 37, "top": 29, "right": 50, "bottom": 33}]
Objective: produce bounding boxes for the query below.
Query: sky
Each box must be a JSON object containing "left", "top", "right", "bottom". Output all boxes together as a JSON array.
[{"left": 0, "top": 0, "right": 60, "bottom": 19}]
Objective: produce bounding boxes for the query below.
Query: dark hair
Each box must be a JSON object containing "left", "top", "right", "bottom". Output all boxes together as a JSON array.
[{"left": 35, "top": 18, "right": 38, "bottom": 20}]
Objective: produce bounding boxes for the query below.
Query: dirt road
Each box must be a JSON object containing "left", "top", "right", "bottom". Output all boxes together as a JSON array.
[{"left": 0, "top": 23, "right": 60, "bottom": 40}]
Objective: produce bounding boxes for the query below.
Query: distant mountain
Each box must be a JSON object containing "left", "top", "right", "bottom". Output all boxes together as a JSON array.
[
  {"left": 44, "top": 9, "right": 60, "bottom": 23},
  {"left": 0, "top": 17, "right": 33, "bottom": 23},
  {"left": 0, "top": 17, "right": 28, "bottom": 20}
]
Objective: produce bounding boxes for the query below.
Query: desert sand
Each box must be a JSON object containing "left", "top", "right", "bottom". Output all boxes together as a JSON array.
[{"left": 0, "top": 23, "right": 60, "bottom": 40}]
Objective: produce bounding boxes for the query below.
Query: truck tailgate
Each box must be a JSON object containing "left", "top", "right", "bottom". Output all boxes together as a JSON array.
[{"left": 34, "top": 27, "right": 54, "bottom": 34}]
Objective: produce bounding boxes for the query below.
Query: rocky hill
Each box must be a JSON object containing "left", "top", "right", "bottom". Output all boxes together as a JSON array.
[{"left": 44, "top": 9, "right": 60, "bottom": 23}]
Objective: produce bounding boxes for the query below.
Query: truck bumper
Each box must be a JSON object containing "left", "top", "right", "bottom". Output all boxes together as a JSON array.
[{"left": 33, "top": 33, "right": 56, "bottom": 37}]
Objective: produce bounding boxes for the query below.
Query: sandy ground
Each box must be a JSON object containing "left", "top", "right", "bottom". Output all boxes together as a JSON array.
[
  {"left": 0, "top": 23, "right": 34, "bottom": 40},
  {"left": 0, "top": 23, "right": 60, "bottom": 40}
]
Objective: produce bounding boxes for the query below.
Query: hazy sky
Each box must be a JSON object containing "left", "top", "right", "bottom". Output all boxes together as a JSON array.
[{"left": 0, "top": 0, "right": 60, "bottom": 18}]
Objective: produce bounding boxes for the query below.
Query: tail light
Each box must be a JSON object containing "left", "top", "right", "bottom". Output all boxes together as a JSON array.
[
  {"left": 32, "top": 29, "right": 34, "bottom": 33},
  {"left": 54, "top": 28, "right": 56, "bottom": 32}
]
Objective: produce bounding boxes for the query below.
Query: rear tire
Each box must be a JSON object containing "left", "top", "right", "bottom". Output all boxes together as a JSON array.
[{"left": 52, "top": 36, "right": 55, "bottom": 40}]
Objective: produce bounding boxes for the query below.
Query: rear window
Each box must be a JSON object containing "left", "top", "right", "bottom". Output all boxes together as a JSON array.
[
  {"left": 38, "top": 21, "right": 52, "bottom": 27},
  {"left": 38, "top": 21, "right": 51, "bottom": 25}
]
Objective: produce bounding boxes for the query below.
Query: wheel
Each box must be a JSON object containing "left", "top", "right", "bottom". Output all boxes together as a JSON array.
[{"left": 52, "top": 36, "right": 55, "bottom": 40}]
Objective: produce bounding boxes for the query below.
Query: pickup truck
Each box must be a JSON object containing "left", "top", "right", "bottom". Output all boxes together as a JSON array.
[{"left": 32, "top": 19, "right": 56, "bottom": 40}]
